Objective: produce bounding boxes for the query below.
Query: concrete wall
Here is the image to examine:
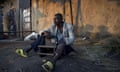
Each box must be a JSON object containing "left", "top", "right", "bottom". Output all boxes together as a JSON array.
[
  {"left": 31, "top": 0, "right": 120, "bottom": 38},
  {"left": 81, "top": 0, "right": 120, "bottom": 38},
  {"left": 31, "top": 0, "right": 75, "bottom": 32}
]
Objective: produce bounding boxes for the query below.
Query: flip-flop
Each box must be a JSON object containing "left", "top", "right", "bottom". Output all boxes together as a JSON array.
[
  {"left": 15, "top": 49, "right": 27, "bottom": 57},
  {"left": 42, "top": 61, "right": 53, "bottom": 72}
]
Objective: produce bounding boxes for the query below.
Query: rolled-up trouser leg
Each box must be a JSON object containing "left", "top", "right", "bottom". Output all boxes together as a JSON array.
[
  {"left": 25, "top": 35, "right": 45, "bottom": 53},
  {"left": 53, "top": 42, "right": 65, "bottom": 62}
]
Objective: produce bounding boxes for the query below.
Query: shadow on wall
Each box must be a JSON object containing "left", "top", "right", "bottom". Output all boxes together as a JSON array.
[
  {"left": 95, "top": 25, "right": 112, "bottom": 39},
  {"left": 78, "top": 24, "right": 112, "bottom": 40},
  {"left": 108, "top": 0, "right": 120, "bottom": 6},
  {"left": 74, "top": 0, "right": 83, "bottom": 35},
  {"left": 79, "top": 24, "right": 94, "bottom": 39}
]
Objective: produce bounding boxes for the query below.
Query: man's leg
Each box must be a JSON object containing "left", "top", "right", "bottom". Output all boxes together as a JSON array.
[
  {"left": 25, "top": 35, "right": 45, "bottom": 53},
  {"left": 41, "top": 42, "right": 66, "bottom": 72},
  {"left": 42, "top": 43, "right": 76, "bottom": 71},
  {"left": 16, "top": 35, "right": 45, "bottom": 57},
  {"left": 53, "top": 42, "right": 65, "bottom": 62}
]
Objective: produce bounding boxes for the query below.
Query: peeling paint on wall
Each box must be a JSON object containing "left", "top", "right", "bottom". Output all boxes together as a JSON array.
[{"left": 32, "top": 0, "right": 120, "bottom": 38}]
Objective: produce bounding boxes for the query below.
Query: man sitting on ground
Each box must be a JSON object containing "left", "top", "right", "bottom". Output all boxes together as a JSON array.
[{"left": 16, "top": 13, "right": 75, "bottom": 72}]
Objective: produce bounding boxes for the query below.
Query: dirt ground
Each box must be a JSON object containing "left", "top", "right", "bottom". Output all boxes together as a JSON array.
[{"left": 0, "top": 39, "right": 120, "bottom": 72}]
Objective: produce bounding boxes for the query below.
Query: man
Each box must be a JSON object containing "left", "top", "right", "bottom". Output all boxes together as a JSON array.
[
  {"left": 16, "top": 13, "right": 75, "bottom": 71},
  {"left": 8, "top": 20, "right": 16, "bottom": 37},
  {"left": 7, "top": 3, "right": 15, "bottom": 23},
  {"left": 7, "top": 4, "right": 16, "bottom": 37}
]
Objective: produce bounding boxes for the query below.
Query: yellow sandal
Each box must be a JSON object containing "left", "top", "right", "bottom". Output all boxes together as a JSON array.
[
  {"left": 42, "top": 61, "right": 54, "bottom": 72},
  {"left": 15, "top": 49, "right": 27, "bottom": 57}
]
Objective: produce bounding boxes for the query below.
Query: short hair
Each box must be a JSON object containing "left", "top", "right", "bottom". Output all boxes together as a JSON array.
[{"left": 55, "top": 13, "right": 63, "bottom": 19}]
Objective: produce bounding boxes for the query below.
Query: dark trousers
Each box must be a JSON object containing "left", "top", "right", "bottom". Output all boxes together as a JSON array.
[
  {"left": 25, "top": 35, "right": 74, "bottom": 61},
  {"left": 25, "top": 35, "right": 45, "bottom": 53},
  {"left": 53, "top": 43, "right": 75, "bottom": 62}
]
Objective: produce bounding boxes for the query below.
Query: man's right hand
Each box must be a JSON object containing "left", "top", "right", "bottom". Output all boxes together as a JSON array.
[{"left": 41, "top": 31, "right": 51, "bottom": 39}]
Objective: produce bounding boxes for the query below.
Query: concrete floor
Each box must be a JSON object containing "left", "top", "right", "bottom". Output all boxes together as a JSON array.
[{"left": 0, "top": 40, "right": 120, "bottom": 72}]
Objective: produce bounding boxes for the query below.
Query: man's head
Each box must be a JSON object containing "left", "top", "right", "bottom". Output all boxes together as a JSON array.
[{"left": 54, "top": 13, "right": 63, "bottom": 26}]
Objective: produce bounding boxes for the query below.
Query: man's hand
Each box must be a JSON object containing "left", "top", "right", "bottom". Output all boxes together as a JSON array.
[{"left": 41, "top": 31, "right": 51, "bottom": 39}]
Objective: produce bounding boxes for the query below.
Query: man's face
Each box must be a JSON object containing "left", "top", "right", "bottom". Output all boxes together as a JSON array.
[{"left": 54, "top": 15, "right": 62, "bottom": 25}]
